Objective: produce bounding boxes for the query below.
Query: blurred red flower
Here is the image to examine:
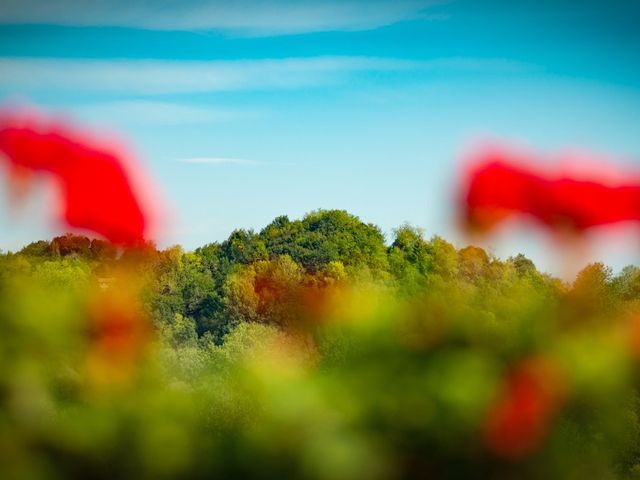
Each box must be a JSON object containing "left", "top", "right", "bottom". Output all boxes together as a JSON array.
[
  {"left": 484, "top": 357, "right": 566, "bottom": 459},
  {"left": 0, "top": 109, "right": 152, "bottom": 246},
  {"left": 85, "top": 285, "right": 152, "bottom": 387},
  {"left": 462, "top": 145, "right": 640, "bottom": 233}
]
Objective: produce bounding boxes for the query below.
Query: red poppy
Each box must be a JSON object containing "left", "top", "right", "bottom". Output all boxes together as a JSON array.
[
  {"left": 0, "top": 109, "right": 152, "bottom": 246},
  {"left": 461, "top": 145, "right": 640, "bottom": 233}
]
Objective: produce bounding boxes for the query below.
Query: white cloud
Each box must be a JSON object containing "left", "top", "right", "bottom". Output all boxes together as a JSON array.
[
  {"left": 0, "top": 0, "right": 444, "bottom": 36},
  {"left": 0, "top": 56, "right": 416, "bottom": 95}
]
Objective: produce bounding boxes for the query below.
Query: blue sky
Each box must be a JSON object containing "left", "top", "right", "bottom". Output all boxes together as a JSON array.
[{"left": 1, "top": 0, "right": 640, "bottom": 276}]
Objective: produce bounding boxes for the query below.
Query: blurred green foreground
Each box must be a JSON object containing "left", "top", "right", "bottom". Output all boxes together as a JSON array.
[{"left": 2, "top": 210, "right": 640, "bottom": 479}]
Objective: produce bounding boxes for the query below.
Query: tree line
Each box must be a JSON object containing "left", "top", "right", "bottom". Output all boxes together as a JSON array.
[{"left": 5, "top": 209, "right": 636, "bottom": 345}]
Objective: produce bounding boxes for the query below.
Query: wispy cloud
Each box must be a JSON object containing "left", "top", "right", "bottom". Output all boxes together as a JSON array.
[
  {"left": 72, "top": 100, "right": 254, "bottom": 125},
  {"left": 177, "top": 157, "right": 297, "bottom": 167},
  {"left": 177, "top": 157, "right": 263, "bottom": 166},
  {"left": 0, "top": 56, "right": 416, "bottom": 95},
  {"left": 0, "top": 0, "right": 445, "bottom": 36},
  {"left": 0, "top": 56, "right": 534, "bottom": 97}
]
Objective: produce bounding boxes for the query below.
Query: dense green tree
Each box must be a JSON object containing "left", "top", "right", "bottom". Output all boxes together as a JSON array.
[
  {"left": 144, "top": 245, "right": 187, "bottom": 327},
  {"left": 194, "top": 242, "right": 244, "bottom": 340},
  {"left": 428, "top": 235, "right": 459, "bottom": 280},
  {"left": 612, "top": 265, "right": 640, "bottom": 301},
  {"left": 261, "top": 210, "right": 388, "bottom": 275},
  {"left": 162, "top": 313, "right": 198, "bottom": 348},
  {"left": 32, "top": 258, "right": 92, "bottom": 291},
  {"left": 388, "top": 225, "right": 433, "bottom": 294},
  {"left": 19, "top": 240, "right": 50, "bottom": 257},
  {"left": 221, "top": 229, "right": 268, "bottom": 265},
  {"left": 509, "top": 253, "right": 537, "bottom": 278},
  {"left": 260, "top": 215, "right": 305, "bottom": 258},
  {"left": 301, "top": 210, "right": 389, "bottom": 274}
]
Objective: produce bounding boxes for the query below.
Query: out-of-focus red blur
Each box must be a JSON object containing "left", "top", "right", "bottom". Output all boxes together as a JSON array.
[
  {"left": 461, "top": 144, "right": 640, "bottom": 234},
  {"left": 484, "top": 357, "right": 566, "bottom": 459},
  {"left": 0, "top": 108, "right": 154, "bottom": 246},
  {"left": 85, "top": 282, "right": 152, "bottom": 387}
]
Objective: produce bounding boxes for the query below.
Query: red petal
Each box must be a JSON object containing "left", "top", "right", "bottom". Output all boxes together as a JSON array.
[
  {"left": 462, "top": 145, "right": 640, "bottom": 234},
  {"left": 0, "top": 110, "right": 152, "bottom": 246}
]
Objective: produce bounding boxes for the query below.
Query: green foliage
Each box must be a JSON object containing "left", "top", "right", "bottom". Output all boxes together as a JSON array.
[
  {"left": 388, "top": 225, "right": 433, "bottom": 294},
  {"left": 261, "top": 209, "right": 388, "bottom": 275},
  {"left": 613, "top": 265, "right": 640, "bottom": 301},
  {"left": 19, "top": 239, "right": 50, "bottom": 257},
  {"left": 222, "top": 229, "right": 268, "bottom": 264},
  {"left": 224, "top": 255, "right": 305, "bottom": 327},
  {"left": 570, "top": 262, "right": 616, "bottom": 317},
  {"left": 5, "top": 211, "right": 640, "bottom": 478},
  {"left": 429, "top": 235, "right": 458, "bottom": 280},
  {"left": 161, "top": 313, "right": 198, "bottom": 348}
]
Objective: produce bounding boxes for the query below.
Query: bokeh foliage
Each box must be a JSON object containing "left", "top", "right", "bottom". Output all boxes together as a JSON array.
[{"left": 2, "top": 210, "right": 640, "bottom": 479}]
